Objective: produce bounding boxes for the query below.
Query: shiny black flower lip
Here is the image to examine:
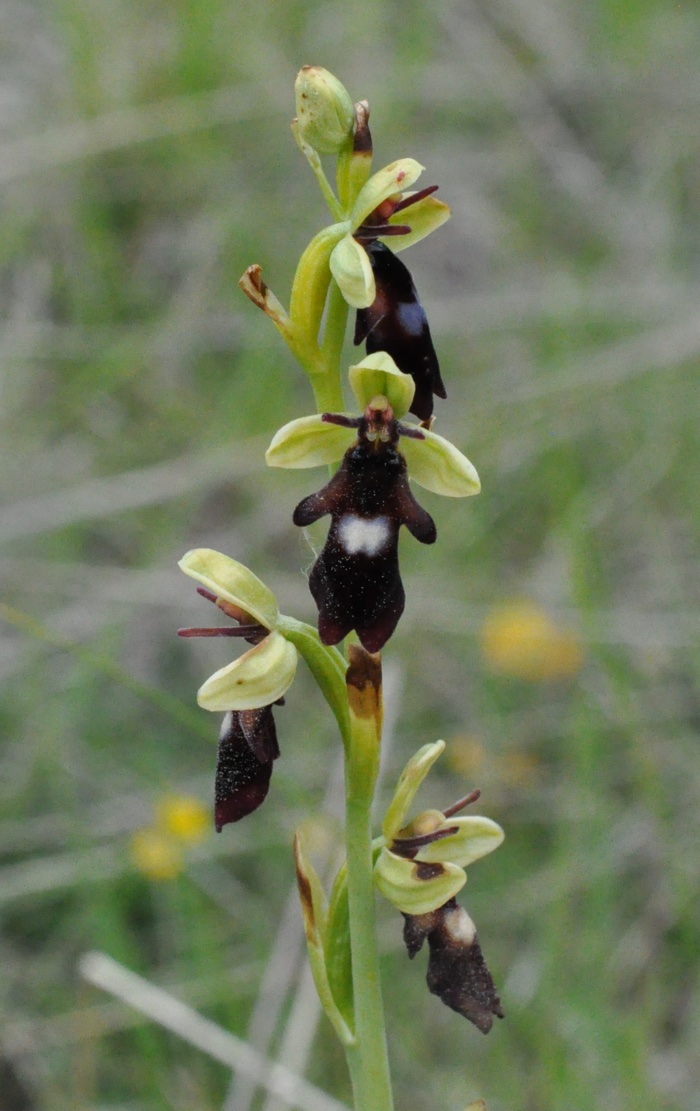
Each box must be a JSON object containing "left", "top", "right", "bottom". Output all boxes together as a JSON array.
[
  {"left": 353, "top": 240, "right": 446, "bottom": 422},
  {"left": 293, "top": 399, "right": 436, "bottom": 653},
  {"left": 215, "top": 704, "right": 282, "bottom": 830}
]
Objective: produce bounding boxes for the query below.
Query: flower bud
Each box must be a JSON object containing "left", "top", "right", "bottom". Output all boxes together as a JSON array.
[{"left": 294, "top": 66, "right": 355, "bottom": 154}]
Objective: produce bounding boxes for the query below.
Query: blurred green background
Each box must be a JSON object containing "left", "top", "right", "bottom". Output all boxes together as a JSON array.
[{"left": 1, "top": 1, "right": 699, "bottom": 1108}]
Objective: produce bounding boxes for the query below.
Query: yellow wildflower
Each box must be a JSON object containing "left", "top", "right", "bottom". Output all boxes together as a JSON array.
[{"left": 481, "top": 600, "right": 583, "bottom": 682}]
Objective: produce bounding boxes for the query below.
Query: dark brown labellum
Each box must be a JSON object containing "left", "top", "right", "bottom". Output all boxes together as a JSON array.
[
  {"left": 293, "top": 403, "right": 436, "bottom": 653},
  {"left": 214, "top": 705, "right": 281, "bottom": 830},
  {"left": 354, "top": 240, "right": 446, "bottom": 422},
  {"left": 402, "top": 898, "right": 504, "bottom": 1034}
]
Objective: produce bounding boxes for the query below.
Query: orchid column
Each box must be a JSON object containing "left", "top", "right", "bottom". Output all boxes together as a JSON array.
[{"left": 179, "top": 67, "right": 504, "bottom": 1111}]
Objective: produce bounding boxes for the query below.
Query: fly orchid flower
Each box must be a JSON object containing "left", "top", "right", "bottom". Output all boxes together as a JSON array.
[
  {"left": 375, "top": 740, "right": 505, "bottom": 1032},
  {"left": 266, "top": 354, "right": 480, "bottom": 651},
  {"left": 329, "top": 159, "right": 450, "bottom": 310},
  {"left": 178, "top": 549, "right": 298, "bottom": 826},
  {"left": 292, "top": 395, "right": 436, "bottom": 653}
]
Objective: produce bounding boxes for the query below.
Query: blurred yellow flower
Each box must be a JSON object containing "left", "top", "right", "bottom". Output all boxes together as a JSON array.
[
  {"left": 445, "top": 735, "right": 486, "bottom": 778},
  {"left": 157, "top": 794, "right": 209, "bottom": 844},
  {"left": 130, "top": 829, "right": 183, "bottom": 882},
  {"left": 481, "top": 601, "right": 584, "bottom": 682}
]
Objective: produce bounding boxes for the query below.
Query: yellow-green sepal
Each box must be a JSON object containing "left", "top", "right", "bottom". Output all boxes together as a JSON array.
[
  {"left": 179, "top": 548, "right": 279, "bottom": 628},
  {"left": 196, "top": 631, "right": 297, "bottom": 712},
  {"left": 374, "top": 849, "right": 466, "bottom": 915},
  {"left": 329, "top": 235, "right": 375, "bottom": 309},
  {"left": 402, "top": 429, "right": 481, "bottom": 497},
  {"left": 265, "top": 414, "right": 354, "bottom": 469},
  {"left": 416, "top": 816, "right": 505, "bottom": 868},
  {"left": 388, "top": 195, "right": 451, "bottom": 252},
  {"left": 349, "top": 353, "right": 416, "bottom": 418},
  {"left": 382, "top": 740, "right": 445, "bottom": 840}
]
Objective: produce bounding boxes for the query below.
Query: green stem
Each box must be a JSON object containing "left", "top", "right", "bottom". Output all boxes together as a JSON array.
[
  {"left": 321, "top": 277, "right": 350, "bottom": 374},
  {"left": 344, "top": 733, "right": 394, "bottom": 1111},
  {"left": 338, "top": 646, "right": 394, "bottom": 1111}
]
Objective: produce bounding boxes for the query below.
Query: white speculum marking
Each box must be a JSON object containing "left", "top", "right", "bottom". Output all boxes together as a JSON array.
[
  {"left": 337, "top": 514, "right": 391, "bottom": 556},
  {"left": 444, "top": 905, "right": 476, "bottom": 945}
]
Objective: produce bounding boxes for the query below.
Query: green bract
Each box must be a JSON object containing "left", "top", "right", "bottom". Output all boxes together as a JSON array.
[
  {"left": 265, "top": 356, "right": 480, "bottom": 499},
  {"left": 374, "top": 741, "right": 504, "bottom": 916}
]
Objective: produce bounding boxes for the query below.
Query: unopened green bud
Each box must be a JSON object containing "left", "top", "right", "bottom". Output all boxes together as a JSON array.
[{"left": 294, "top": 66, "right": 355, "bottom": 154}]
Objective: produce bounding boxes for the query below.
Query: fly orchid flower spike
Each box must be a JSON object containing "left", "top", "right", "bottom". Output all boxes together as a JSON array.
[
  {"left": 375, "top": 740, "right": 505, "bottom": 1033},
  {"left": 178, "top": 549, "right": 298, "bottom": 827},
  {"left": 266, "top": 354, "right": 480, "bottom": 652}
]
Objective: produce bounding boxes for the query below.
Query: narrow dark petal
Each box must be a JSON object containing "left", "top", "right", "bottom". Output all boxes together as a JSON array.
[
  {"left": 443, "top": 789, "right": 481, "bottom": 817},
  {"left": 321, "top": 412, "right": 363, "bottom": 429},
  {"left": 214, "top": 709, "right": 279, "bottom": 830},
  {"left": 391, "top": 825, "right": 460, "bottom": 857},
  {"left": 390, "top": 183, "right": 439, "bottom": 214},
  {"left": 355, "top": 222, "right": 411, "bottom": 239},
  {"left": 402, "top": 898, "right": 504, "bottom": 1034},
  {"left": 177, "top": 625, "right": 263, "bottom": 638}
]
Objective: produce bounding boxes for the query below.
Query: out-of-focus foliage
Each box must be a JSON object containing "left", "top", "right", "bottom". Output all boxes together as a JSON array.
[{"left": 1, "top": 2, "right": 698, "bottom": 1109}]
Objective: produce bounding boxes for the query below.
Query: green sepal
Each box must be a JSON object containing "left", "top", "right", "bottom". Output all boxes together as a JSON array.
[
  {"left": 277, "top": 615, "right": 351, "bottom": 749},
  {"left": 415, "top": 816, "right": 505, "bottom": 868},
  {"left": 388, "top": 195, "right": 451, "bottom": 252},
  {"left": 330, "top": 235, "right": 375, "bottom": 309},
  {"left": 350, "top": 158, "right": 424, "bottom": 229},
  {"left": 402, "top": 428, "right": 481, "bottom": 497},
  {"left": 265, "top": 414, "right": 354, "bottom": 469},
  {"left": 196, "top": 631, "right": 297, "bottom": 712},
  {"left": 325, "top": 865, "right": 355, "bottom": 1032},
  {"left": 383, "top": 740, "right": 445, "bottom": 840},
  {"left": 179, "top": 548, "right": 279, "bottom": 628},
  {"left": 294, "top": 827, "right": 355, "bottom": 1046},
  {"left": 349, "top": 353, "right": 415, "bottom": 418},
  {"left": 374, "top": 849, "right": 466, "bottom": 915}
]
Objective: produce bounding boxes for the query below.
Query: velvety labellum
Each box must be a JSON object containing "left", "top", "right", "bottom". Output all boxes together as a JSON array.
[
  {"left": 215, "top": 705, "right": 281, "bottom": 830},
  {"left": 354, "top": 240, "right": 446, "bottom": 422},
  {"left": 402, "top": 897, "right": 504, "bottom": 1034},
  {"left": 293, "top": 406, "right": 436, "bottom": 653}
]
